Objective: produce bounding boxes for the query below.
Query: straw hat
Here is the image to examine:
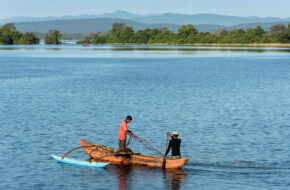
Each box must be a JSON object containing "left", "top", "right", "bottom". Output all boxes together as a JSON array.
[{"left": 172, "top": 131, "right": 179, "bottom": 135}]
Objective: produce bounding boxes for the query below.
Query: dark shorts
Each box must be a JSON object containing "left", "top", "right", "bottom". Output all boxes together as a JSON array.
[{"left": 119, "top": 139, "right": 126, "bottom": 149}]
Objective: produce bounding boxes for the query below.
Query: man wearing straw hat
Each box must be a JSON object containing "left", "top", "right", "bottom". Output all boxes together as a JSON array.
[{"left": 164, "top": 131, "right": 181, "bottom": 160}]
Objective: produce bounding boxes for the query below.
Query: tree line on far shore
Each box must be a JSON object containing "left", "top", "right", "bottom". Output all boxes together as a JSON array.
[
  {"left": 0, "top": 23, "right": 39, "bottom": 44},
  {"left": 0, "top": 23, "right": 61, "bottom": 45},
  {"left": 1, "top": 22, "right": 290, "bottom": 45},
  {"left": 77, "top": 23, "right": 290, "bottom": 44}
]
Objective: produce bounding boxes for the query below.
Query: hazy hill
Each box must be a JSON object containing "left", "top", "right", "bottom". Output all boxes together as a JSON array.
[
  {"left": 0, "top": 10, "right": 143, "bottom": 24},
  {"left": 132, "top": 13, "right": 290, "bottom": 26},
  {"left": 228, "top": 22, "right": 290, "bottom": 31},
  {"left": 14, "top": 18, "right": 182, "bottom": 33},
  {"left": 2, "top": 10, "right": 290, "bottom": 26},
  {"left": 2, "top": 10, "right": 289, "bottom": 36},
  {"left": 13, "top": 17, "right": 290, "bottom": 35}
]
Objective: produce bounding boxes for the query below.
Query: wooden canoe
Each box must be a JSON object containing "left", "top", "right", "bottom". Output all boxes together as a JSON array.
[{"left": 79, "top": 139, "right": 190, "bottom": 169}]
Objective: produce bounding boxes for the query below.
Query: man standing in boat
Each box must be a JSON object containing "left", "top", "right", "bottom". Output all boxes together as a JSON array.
[
  {"left": 164, "top": 131, "right": 181, "bottom": 159},
  {"left": 118, "top": 115, "right": 137, "bottom": 150}
]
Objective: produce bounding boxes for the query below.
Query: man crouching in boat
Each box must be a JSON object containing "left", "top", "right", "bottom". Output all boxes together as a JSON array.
[
  {"left": 118, "top": 115, "right": 137, "bottom": 150},
  {"left": 164, "top": 131, "right": 181, "bottom": 159}
]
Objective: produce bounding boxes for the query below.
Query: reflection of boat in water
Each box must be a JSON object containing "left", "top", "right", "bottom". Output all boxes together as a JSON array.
[
  {"left": 79, "top": 139, "right": 190, "bottom": 169},
  {"left": 163, "top": 169, "right": 187, "bottom": 190},
  {"left": 109, "top": 165, "right": 133, "bottom": 190},
  {"left": 106, "top": 165, "right": 187, "bottom": 190}
]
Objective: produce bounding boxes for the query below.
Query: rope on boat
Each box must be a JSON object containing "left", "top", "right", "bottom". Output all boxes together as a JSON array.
[
  {"left": 126, "top": 135, "right": 133, "bottom": 147},
  {"left": 89, "top": 151, "right": 133, "bottom": 162}
]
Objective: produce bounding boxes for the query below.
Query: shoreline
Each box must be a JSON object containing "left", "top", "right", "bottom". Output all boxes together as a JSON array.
[
  {"left": 74, "top": 42, "right": 290, "bottom": 48},
  {"left": 1, "top": 42, "right": 290, "bottom": 48},
  {"left": 181, "top": 43, "right": 290, "bottom": 48}
]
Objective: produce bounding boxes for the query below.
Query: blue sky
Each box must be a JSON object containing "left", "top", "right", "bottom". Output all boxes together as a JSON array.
[{"left": 1, "top": 0, "right": 290, "bottom": 19}]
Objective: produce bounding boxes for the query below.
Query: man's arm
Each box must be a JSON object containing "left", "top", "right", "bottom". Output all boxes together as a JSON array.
[
  {"left": 166, "top": 132, "right": 174, "bottom": 139},
  {"left": 126, "top": 130, "right": 137, "bottom": 138}
]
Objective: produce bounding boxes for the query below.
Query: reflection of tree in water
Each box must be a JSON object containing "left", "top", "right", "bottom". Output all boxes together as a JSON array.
[{"left": 163, "top": 169, "right": 187, "bottom": 190}]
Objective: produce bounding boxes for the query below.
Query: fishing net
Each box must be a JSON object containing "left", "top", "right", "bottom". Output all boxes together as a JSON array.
[
  {"left": 126, "top": 135, "right": 134, "bottom": 147},
  {"left": 134, "top": 137, "right": 163, "bottom": 156}
]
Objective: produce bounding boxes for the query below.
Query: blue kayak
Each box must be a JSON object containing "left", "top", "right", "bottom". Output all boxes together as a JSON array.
[{"left": 51, "top": 154, "right": 110, "bottom": 168}]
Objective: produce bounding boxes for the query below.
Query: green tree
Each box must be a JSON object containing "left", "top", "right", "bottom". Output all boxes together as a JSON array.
[
  {"left": 243, "top": 27, "right": 264, "bottom": 43},
  {"left": 119, "top": 27, "right": 134, "bottom": 43},
  {"left": 271, "top": 30, "right": 289, "bottom": 43},
  {"left": 18, "top": 32, "right": 40, "bottom": 44},
  {"left": 153, "top": 33, "right": 164, "bottom": 43},
  {"left": 111, "top": 23, "right": 126, "bottom": 39},
  {"left": 177, "top": 24, "right": 199, "bottom": 43},
  {"left": 0, "top": 23, "right": 22, "bottom": 44},
  {"left": 269, "top": 24, "right": 287, "bottom": 33},
  {"left": 230, "top": 29, "right": 246, "bottom": 43},
  {"left": 288, "top": 23, "right": 290, "bottom": 43},
  {"left": 262, "top": 33, "right": 273, "bottom": 43},
  {"left": 1, "top": 23, "right": 16, "bottom": 31},
  {"left": 143, "top": 28, "right": 161, "bottom": 43},
  {"left": 216, "top": 30, "right": 228, "bottom": 43},
  {"left": 159, "top": 28, "right": 176, "bottom": 44},
  {"left": 199, "top": 32, "right": 218, "bottom": 43},
  {"left": 264, "top": 24, "right": 289, "bottom": 43},
  {"left": 92, "top": 34, "right": 107, "bottom": 44},
  {"left": 45, "top": 30, "right": 62, "bottom": 44},
  {"left": 0, "top": 31, "right": 14, "bottom": 44},
  {"left": 132, "top": 30, "right": 149, "bottom": 43},
  {"left": 254, "top": 26, "right": 265, "bottom": 38}
]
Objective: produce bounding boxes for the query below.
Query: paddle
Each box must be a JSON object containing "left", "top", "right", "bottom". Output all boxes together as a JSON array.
[{"left": 162, "top": 134, "right": 169, "bottom": 170}]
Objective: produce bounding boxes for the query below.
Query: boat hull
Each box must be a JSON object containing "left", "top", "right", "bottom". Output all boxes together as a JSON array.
[{"left": 79, "top": 139, "right": 189, "bottom": 169}]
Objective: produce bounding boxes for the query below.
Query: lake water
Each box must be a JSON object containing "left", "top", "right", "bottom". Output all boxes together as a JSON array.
[{"left": 0, "top": 44, "right": 290, "bottom": 190}]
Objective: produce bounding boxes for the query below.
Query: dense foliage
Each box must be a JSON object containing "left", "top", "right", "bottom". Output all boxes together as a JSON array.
[
  {"left": 77, "top": 23, "right": 290, "bottom": 45},
  {"left": 35, "top": 32, "right": 84, "bottom": 40},
  {"left": 0, "top": 23, "right": 39, "bottom": 44},
  {"left": 1, "top": 22, "right": 289, "bottom": 45},
  {"left": 45, "top": 30, "right": 62, "bottom": 44}
]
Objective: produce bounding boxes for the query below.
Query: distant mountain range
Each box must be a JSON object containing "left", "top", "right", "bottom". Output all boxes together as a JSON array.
[
  {"left": 1, "top": 10, "right": 290, "bottom": 26},
  {"left": 1, "top": 10, "right": 289, "bottom": 35},
  {"left": 0, "top": 10, "right": 141, "bottom": 24},
  {"left": 13, "top": 19, "right": 290, "bottom": 34},
  {"left": 14, "top": 18, "right": 181, "bottom": 33}
]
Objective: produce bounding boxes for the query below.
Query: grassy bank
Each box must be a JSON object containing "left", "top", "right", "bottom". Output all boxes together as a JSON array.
[
  {"left": 182, "top": 43, "right": 290, "bottom": 47},
  {"left": 78, "top": 42, "right": 290, "bottom": 48}
]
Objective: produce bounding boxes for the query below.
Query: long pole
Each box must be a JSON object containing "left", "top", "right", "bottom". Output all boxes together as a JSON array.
[{"left": 162, "top": 135, "right": 169, "bottom": 170}]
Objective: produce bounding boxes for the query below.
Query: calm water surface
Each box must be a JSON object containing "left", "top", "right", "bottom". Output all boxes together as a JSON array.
[{"left": 0, "top": 45, "right": 290, "bottom": 190}]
